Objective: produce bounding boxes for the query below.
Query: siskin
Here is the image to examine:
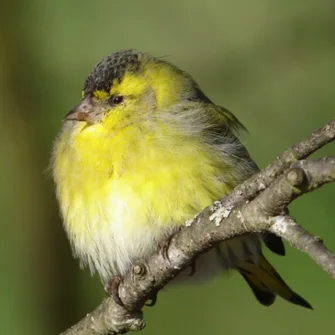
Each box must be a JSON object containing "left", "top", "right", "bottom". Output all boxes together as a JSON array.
[{"left": 52, "top": 49, "right": 311, "bottom": 309}]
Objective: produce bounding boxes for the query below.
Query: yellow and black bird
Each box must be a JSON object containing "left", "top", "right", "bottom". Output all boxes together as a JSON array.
[{"left": 52, "top": 49, "right": 311, "bottom": 309}]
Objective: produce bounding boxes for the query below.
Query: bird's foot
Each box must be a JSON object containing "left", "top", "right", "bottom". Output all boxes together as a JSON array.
[
  {"left": 145, "top": 288, "right": 159, "bottom": 307},
  {"left": 189, "top": 261, "right": 196, "bottom": 276},
  {"left": 104, "top": 275, "right": 124, "bottom": 307},
  {"left": 157, "top": 229, "right": 180, "bottom": 261},
  {"left": 157, "top": 237, "right": 172, "bottom": 261}
]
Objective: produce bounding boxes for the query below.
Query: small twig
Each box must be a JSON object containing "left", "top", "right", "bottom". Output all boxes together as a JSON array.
[{"left": 269, "top": 216, "right": 335, "bottom": 278}]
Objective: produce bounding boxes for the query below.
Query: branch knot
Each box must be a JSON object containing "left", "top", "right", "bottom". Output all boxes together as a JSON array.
[{"left": 286, "top": 167, "right": 307, "bottom": 187}]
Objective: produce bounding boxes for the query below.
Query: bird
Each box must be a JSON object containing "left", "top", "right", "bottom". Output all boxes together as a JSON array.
[{"left": 52, "top": 49, "right": 311, "bottom": 309}]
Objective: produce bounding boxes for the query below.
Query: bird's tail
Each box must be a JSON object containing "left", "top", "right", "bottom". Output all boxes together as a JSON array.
[{"left": 237, "top": 253, "right": 312, "bottom": 309}]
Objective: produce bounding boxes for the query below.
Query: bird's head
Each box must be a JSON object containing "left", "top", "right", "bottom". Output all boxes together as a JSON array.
[{"left": 64, "top": 49, "right": 211, "bottom": 132}]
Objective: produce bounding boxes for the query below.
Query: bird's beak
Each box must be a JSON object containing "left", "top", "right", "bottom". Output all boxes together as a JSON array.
[{"left": 64, "top": 97, "right": 95, "bottom": 122}]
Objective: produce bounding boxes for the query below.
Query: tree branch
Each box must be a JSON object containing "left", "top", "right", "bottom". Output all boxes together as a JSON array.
[
  {"left": 220, "top": 120, "right": 335, "bottom": 209},
  {"left": 269, "top": 216, "right": 335, "bottom": 278},
  {"left": 61, "top": 120, "right": 335, "bottom": 335}
]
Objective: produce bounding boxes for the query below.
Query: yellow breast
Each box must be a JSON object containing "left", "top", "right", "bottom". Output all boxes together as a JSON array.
[{"left": 52, "top": 120, "right": 236, "bottom": 280}]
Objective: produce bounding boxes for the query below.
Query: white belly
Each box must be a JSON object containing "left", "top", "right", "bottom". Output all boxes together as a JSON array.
[
  {"left": 67, "top": 196, "right": 176, "bottom": 282},
  {"left": 69, "top": 197, "right": 260, "bottom": 284}
]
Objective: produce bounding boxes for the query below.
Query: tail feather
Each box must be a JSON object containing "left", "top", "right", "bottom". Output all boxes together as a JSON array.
[
  {"left": 238, "top": 254, "right": 312, "bottom": 309},
  {"left": 262, "top": 233, "right": 286, "bottom": 256},
  {"left": 240, "top": 272, "right": 276, "bottom": 306}
]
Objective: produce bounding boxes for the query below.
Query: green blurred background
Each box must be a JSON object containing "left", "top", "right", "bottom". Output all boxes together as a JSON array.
[{"left": 1, "top": 0, "right": 334, "bottom": 334}]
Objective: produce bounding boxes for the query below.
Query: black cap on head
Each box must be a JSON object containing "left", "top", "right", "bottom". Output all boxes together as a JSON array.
[{"left": 83, "top": 49, "right": 143, "bottom": 95}]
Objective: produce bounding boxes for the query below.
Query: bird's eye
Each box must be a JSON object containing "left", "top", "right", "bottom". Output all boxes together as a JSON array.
[{"left": 110, "top": 95, "right": 124, "bottom": 105}]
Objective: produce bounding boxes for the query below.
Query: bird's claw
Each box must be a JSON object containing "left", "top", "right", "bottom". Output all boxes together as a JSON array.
[
  {"left": 104, "top": 275, "right": 124, "bottom": 307},
  {"left": 189, "top": 261, "right": 196, "bottom": 276},
  {"left": 157, "top": 236, "right": 173, "bottom": 261},
  {"left": 157, "top": 230, "right": 180, "bottom": 261},
  {"left": 145, "top": 288, "right": 159, "bottom": 307}
]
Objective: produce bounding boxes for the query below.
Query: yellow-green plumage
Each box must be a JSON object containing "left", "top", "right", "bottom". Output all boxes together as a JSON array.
[{"left": 52, "top": 49, "right": 311, "bottom": 309}]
